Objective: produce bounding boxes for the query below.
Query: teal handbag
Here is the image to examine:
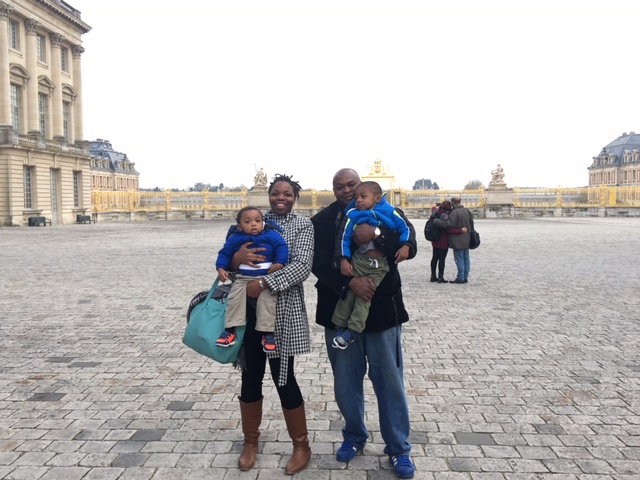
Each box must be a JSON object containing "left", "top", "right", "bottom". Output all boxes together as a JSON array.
[{"left": 183, "top": 278, "right": 245, "bottom": 364}]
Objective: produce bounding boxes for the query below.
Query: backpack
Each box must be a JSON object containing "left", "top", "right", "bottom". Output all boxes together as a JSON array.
[{"left": 424, "top": 212, "right": 443, "bottom": 242}]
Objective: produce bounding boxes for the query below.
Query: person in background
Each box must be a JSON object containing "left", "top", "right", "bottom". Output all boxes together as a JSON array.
[
  {"left": 429, "top": 200, "right": 467, "bottom": 283},
  {"left": 434, "top": 195, "right": 473, "bottom": 284}
]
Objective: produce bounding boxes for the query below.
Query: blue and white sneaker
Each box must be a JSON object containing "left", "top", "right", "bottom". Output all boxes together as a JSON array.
[
  {"left": 389, "top": 454, "right": 415, "bottom": 478},
  {"left": 336, "top": 440, "right": 362, "bottom": 462},
  {"left": 332, "top": 328, "right": 357, "bottom": 349}
]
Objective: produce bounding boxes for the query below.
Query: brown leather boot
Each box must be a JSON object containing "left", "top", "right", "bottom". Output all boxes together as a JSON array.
[
  {"left": 238, "top": 397, "right": 262, "bottom": 470},
  {"left": 282, "top": 403, "right": 311, "bottom": 475}
]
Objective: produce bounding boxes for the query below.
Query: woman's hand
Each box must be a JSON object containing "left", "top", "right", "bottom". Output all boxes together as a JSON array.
[
  {"left": 231, "top": 241, "right": 267, "bottom": 269},
  {"left": 246, "top": 279, "right": 264, "bottom": 298}
]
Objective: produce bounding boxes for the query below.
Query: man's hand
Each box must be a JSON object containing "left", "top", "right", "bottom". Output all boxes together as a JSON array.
[
  {"left": 340, "top": 258, "right": 353, "bottom": 276},
  {"left": 352, "top": 223, "right": 376, "bottom": 246},
  {"left": 232, "top": 241, "right": 267, "bottom": 269},
  {"left": 395, "top": 245, "right": 410, "bottom": 264},
  {"left": 348, "top": 276, "right": 376, "bottom": 301}
]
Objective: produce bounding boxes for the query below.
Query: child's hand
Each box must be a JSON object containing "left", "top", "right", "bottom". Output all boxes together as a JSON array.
[
  {"left": 340, "top": 258, "right": 353, "bottom": 276},
  {"left": 217, "top": 268, "right": 229, "bottom": 282},
  {"left": 462, "top": 227, "right": 468, "bottom": 233},
  {"left": 268, "top": 263, "right": 284, "bottom": 274},
  {"left": 394, "top": 245, "right": 410, "bottom": 264}
]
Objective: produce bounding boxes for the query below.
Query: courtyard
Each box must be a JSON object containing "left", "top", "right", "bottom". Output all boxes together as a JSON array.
[{"left": 0, "top": 217, "right": 639, "bottom": 479}]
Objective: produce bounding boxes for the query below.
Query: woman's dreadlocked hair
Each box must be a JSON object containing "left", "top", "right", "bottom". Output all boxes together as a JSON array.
[{"left": 268, "top": 174, "right": 302, "bottom": 199}]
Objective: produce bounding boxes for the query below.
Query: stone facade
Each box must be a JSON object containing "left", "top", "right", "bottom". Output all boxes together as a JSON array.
[
  {"left": 589, "top": 131, "right": 640, "bottom": 186},
  {"left": 0, "top": 0, "right": 91, "bottom": 226},
  {"left": 89, "top": 139, "right": 139, "bottom": 191}
]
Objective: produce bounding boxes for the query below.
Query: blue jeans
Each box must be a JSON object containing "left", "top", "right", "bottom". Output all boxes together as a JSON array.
[
  {"left": 325, "top": 326, "right": 411, "bottom": 456},
  {"left": 453, "top": 248, "right": 470, "bottom": 281}
]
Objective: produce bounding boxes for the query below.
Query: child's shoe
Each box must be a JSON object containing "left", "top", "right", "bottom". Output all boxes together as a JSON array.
[
  {"left": 331, "top": 327, "right": 344, "bottom": 349},
  {"left": 262, "top": 333, "right": 276, "bottom": 353},
  {"left": 333, "top": 328, "right": 357, "bottom": 350},
  {"left": 216, "top": 328, "right": 236, "bottom": 347}
]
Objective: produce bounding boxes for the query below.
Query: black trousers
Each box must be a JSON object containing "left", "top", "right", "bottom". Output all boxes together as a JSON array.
[
  {"left": 430, "top": 246, "right": 448, "bottom": 277},
  {"left": 240, "top": 301, "right": 303, "bottom": 410}
]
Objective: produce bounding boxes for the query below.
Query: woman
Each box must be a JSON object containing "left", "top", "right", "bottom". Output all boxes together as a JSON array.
[
  {"left": 429, "top": 200, "right": 466, "bottom": 283},
  {"left": 230, "top": 174, "right": 314, "bottom": 474}
]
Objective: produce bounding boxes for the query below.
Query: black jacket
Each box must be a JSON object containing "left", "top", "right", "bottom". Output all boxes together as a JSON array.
[{"left": 311, "top": 201, "right": 417, "bottom": 332}]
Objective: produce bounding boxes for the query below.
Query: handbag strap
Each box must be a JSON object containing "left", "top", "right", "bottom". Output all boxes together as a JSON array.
[{"left": 204, "top": 278, "right": 220, "bottom": 304}]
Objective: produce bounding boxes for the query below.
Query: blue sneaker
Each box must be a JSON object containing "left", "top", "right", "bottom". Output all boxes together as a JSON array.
[
  {"left": 389, "top": 454, "right": 415, "bottom": 478},
  {"left": 332, "top": 328, "right": 357, "bottom": 349},
  {"left": 336, "top": 440, "right": 362, "bottom": 462}
]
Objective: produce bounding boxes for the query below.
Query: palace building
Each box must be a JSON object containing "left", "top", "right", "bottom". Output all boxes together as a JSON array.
[
  {"left": 89, "top": 139, "right": 139, "bottom": 191},
  {"left": 589, "top": 132, "right": 640, "bottom": 186},
  {"left": 0, "top": 0, "right": 91, "bottom": 226}
]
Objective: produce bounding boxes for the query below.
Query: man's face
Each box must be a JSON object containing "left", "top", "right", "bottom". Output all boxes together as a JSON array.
[{"left": 332, "top": 170, "right": 360, "bottom": 207}]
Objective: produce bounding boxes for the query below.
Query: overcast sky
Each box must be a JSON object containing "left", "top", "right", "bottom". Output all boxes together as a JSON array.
[{"left": 75, "top": 0, "right": 640, "bottom": 191}]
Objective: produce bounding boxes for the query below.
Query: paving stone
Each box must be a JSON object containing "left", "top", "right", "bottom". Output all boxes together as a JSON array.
[
  {"left": 110, "top": 453, "right": 149, "bottom": 468},
  {"left": 129, "top": 430, "right": 166, "bottom": 442},
  {"left": 456, "top": 433, "right": 497, "bottom": 446},
  {"left": 25, "top": 393, "right": 66, "bottom": 402}
]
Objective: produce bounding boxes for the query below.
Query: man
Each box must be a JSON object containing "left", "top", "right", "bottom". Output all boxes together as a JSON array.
[
  {"left": 434, "top": 195, "right": 472, "bottom": 283},
  {"left": 311, "top": 168, "right": 417, "bottom": 479}
]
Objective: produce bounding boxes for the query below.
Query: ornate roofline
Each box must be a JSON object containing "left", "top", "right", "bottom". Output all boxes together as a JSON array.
[{"left": 33, "top": 0, "right": 91, "bottom": 34}]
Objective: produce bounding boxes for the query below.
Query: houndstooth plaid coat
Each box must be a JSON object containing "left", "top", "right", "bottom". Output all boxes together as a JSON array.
[{"left": 263, "top": 210, "right": 314, "bottom": 386}]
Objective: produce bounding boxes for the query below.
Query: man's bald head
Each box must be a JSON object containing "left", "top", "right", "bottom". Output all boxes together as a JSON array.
[{"left": 332, "top": 168, "right": 361, "bottom": 207}]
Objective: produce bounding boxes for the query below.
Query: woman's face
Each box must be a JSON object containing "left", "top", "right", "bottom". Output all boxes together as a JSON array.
[{"left": 269, "top": 181, "right": 296, "bottom": 215}]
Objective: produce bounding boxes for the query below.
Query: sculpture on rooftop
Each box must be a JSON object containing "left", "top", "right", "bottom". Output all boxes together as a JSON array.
[
  {"left": 253, "top": 167, "right": 268, "bottom": 188},
  {"left": 490, "top": 164, "right": 505, "bottom": 184}
]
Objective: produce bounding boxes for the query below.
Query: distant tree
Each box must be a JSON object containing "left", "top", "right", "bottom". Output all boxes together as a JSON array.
[
  {"left": 219, "top": 183, "right": 224, "bottom": 191},
  {"left": 432, "top": 182, "right": 440, "bottom": 190},
  {"left": 190, "top": 182, "right": 217, "bottom": 192},
  {"left": 464, "top": 180, "right": 484, "bottom": 190}
]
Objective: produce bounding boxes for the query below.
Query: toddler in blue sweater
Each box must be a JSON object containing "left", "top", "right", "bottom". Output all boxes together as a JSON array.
[
  {"left": 332, "top": 181, "right": 411, "bottom": 349},
  {"left": 215, "top": 206, "right": 288, "bottom": 352}
]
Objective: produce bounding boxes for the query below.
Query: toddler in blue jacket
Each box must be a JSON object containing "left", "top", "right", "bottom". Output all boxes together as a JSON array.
[
  {"left": 215, "top": 206, "right": 288, "bottom": 352},
  {"left": 332, "top": 181, "right": 411, "bottom": 349}
]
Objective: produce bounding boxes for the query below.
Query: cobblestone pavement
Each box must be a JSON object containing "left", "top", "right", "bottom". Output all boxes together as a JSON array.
[{"left": 1, "top": 217, "right": 640, "bottom": 480}]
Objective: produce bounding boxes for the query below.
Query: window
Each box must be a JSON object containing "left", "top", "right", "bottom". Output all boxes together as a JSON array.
[
  {"left": 10, "top": 84, "right": 20, "bottom": 131},
  {"left": 9, "top": 19, "right": 19, "bottom": 50},
  {"left": 62, "top": 101, "right": 70, "bottom": 140},
  {"left": 73, "top": 171, "right": 80, "bottom": 207},
  {"left": 38, "top": 93, "right": 47, "bottom": 136},
  {"left": 37, "top": 34, "right": 46, "bottom": 62},
  {"left": 24, "top": 166, "right": 33, "bottom": 208},
  {"left": 61, "top": 47, "right": 69, "bottom": 72}
]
